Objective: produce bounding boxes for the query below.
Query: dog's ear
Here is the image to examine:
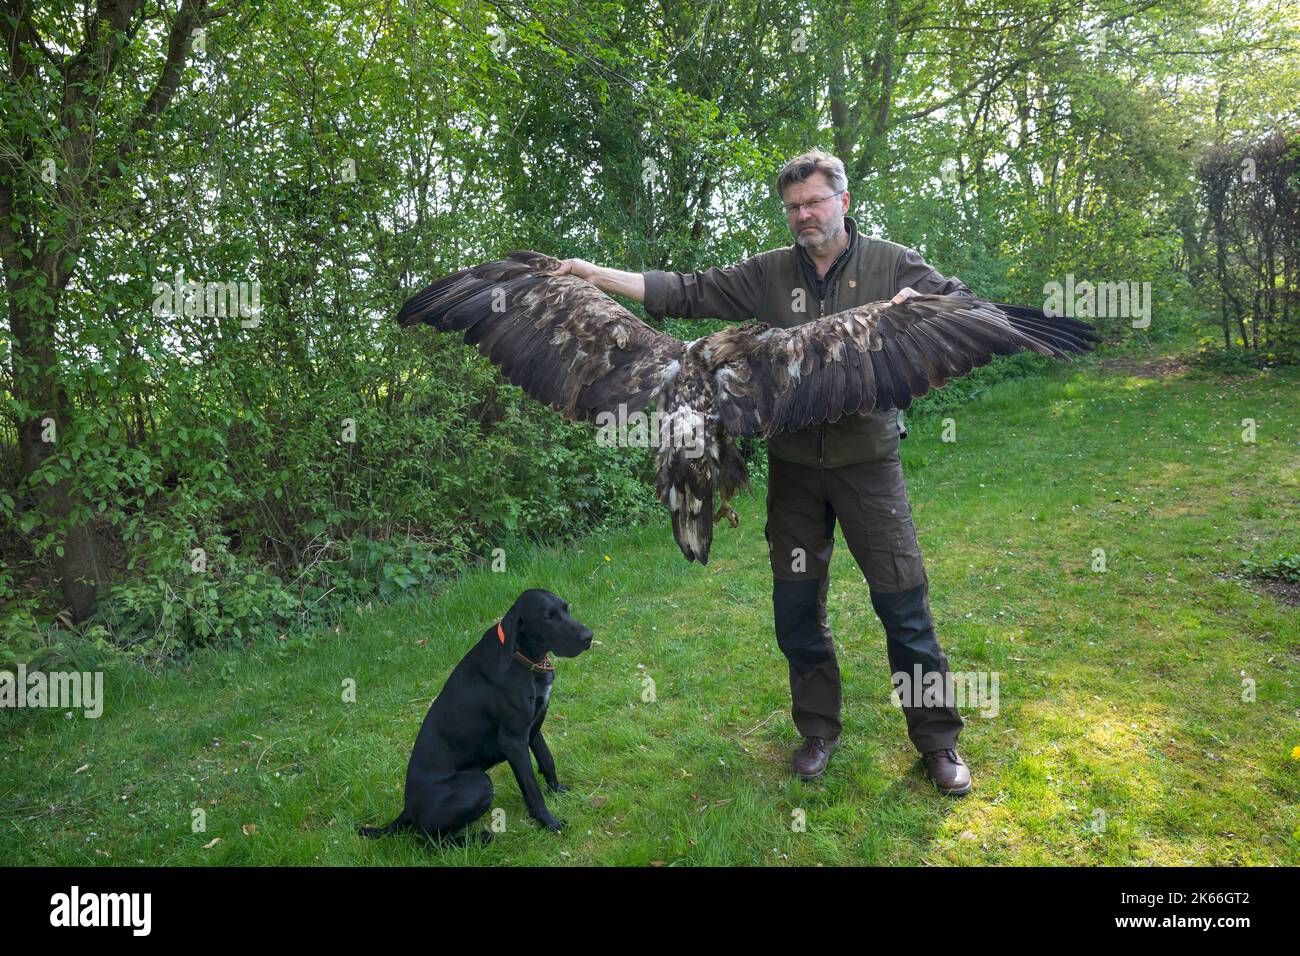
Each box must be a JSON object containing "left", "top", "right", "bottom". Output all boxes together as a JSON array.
[{"left": 497, "top": 605, "right": 521, "bottom": 672}]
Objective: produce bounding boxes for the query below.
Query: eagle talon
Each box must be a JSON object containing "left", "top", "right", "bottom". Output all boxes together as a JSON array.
[{"left": 720, "top": 504, "right": 740, "bottom": 529}]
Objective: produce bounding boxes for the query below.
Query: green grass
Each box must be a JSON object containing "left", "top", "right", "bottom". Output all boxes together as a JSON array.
[{"left": 3, "top": 351, "right": 1298, "bottom": 865}]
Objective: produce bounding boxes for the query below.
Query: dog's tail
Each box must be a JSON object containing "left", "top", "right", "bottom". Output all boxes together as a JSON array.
[{"left": 357, "top": 813, "right": 410, "bottom": 839}]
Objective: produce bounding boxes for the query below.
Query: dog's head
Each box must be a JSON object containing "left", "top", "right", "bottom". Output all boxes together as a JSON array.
[{"left": 498, "top": 589, "right": 593, "bottom": 669}]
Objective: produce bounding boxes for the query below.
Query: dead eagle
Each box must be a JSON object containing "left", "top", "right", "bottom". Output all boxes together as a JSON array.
[{"left": 396, "top": 251, "right": 1099, "bottom": 565}]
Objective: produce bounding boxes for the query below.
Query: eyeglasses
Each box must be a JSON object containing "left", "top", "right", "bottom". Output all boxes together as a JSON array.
[{"left": 782, "top": 191, "right": 845, "bottom": 216}]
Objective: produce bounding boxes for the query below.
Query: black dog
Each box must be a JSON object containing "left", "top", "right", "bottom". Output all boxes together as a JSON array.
[{"left": 359, "top": 589, "right": 592, "bottom": 844}]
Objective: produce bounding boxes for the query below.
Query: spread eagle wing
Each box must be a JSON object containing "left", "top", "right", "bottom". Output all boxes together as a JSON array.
[
  {"left": 703, "top": 294, "right": 1099, "bottom": 438},
  {"left": 395, "top": 251, "right": 685, "bottom": 422}
]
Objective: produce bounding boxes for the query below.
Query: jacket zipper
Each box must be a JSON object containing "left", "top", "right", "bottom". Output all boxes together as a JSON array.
[{"left": 818, "top": 295, "right": 826, "bottom": 467}]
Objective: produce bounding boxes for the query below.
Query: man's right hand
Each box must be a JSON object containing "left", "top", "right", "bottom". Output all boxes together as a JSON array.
[
  {"left": 547, "top": 259, "right": 647, "bottom": 303},
  {"left": 551, "top": 258, "right": 598, "bottom": 281}
]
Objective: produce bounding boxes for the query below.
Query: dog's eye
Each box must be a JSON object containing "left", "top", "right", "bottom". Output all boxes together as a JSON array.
[{"left": 549, "top": 610, "right": 557, "bottom": 619}]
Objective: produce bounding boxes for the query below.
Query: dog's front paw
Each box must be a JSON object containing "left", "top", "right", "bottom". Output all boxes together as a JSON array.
[
  {"left": 535, "top": 814, "right": 565, "bottom": 832},
  {"left": 546, "top": 780, "right": 570, "bottom": 794}
]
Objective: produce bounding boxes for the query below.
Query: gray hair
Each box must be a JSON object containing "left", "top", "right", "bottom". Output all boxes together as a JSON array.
[{"left": 776, "top": 149, "right": 848, "bottom": 198}]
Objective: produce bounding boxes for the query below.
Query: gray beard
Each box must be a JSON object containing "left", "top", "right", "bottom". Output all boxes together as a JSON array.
[{"left": 794, "top": 218, "right": 844, "bottom": 258}]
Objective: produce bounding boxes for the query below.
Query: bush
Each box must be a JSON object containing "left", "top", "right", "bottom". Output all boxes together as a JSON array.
[
  {"left": 92, "top": 516, "right": 304, "bottom": 663},
  {"left": 1192, "top": 341, "right": 1271, "bottom": 374},
  {"left": 1241, "top": 554, "right": 1300, "bottom": 584}
]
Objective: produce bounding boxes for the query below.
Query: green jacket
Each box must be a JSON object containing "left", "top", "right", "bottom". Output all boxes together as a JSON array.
[{"left": 642, "top": 216, "right": 974, "bottom": 467}]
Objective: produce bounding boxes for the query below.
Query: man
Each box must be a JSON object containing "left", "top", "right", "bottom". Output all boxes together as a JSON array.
[{"left": 552, "top": 149, "right": 972, "bottom": 795}]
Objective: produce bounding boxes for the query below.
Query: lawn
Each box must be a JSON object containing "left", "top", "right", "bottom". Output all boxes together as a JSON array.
[{"left": 2, "top": 351, "right": 1297, "bottom": 865}]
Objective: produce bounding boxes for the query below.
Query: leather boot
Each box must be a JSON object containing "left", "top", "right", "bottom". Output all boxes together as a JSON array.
[
  {"left": 923, "top": 748, "right": 972, "bottom": 796},
  {"left": 792, "top": 735, "right": 839, "bottom": 780}
]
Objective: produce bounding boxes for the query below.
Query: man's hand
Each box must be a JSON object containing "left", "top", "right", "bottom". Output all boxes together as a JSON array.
[
  {"left": 890, "top": 286, "right": 920, "bottom": 305},
  {"left": 551, "top": 258, "right": 598, "bottom": 281},
  {"left": 547, "top": 259, "right": 647, "bottom": 302}
]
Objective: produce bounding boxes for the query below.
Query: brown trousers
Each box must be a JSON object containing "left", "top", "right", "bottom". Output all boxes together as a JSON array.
[{"left": 763, "top": 452, "right": 964, "bottom": 752}]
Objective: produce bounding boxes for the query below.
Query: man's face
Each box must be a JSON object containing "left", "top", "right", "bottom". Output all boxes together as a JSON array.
[{"left": 782, "top": 172, "right": 849, "bottom": 252}]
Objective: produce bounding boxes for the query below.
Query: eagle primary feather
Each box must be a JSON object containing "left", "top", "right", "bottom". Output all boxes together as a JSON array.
[
  {"left": 397, "top": 251, "right": 1099, "bottom": 565},
  {"left": 396, "top": 251, "right": 684, "bottom": 422}
]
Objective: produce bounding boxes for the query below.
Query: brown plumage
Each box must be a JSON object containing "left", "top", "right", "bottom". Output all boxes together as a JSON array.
[{"left": 396, "top": 251, "right": 1099, "bottom": 564}]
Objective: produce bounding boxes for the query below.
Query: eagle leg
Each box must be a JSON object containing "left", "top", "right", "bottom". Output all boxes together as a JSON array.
[
  {"left": 718, "top": 495, "right": 740, "bottom": 529},
  {"left": 717, "top": 436, "right": 748, "bottom": 530}
]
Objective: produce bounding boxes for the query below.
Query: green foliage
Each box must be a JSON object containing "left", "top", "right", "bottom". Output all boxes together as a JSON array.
[
  {"left": 1192, "top": 341, "right": 1273, "bottom": 373},
  {"left": 1241, "top": 554, "right": 1300, "bottom": 584},
  {"left": 91, "top": 507, "right": 303, "bottom": 662},
  {"left": 2, "top": 0, "right": 1298, "bottom": 664}
]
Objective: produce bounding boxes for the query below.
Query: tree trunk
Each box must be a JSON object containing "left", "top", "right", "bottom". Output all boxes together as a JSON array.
[{"left": 9, "top": 286, "right": 104, "bottom": 621}]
